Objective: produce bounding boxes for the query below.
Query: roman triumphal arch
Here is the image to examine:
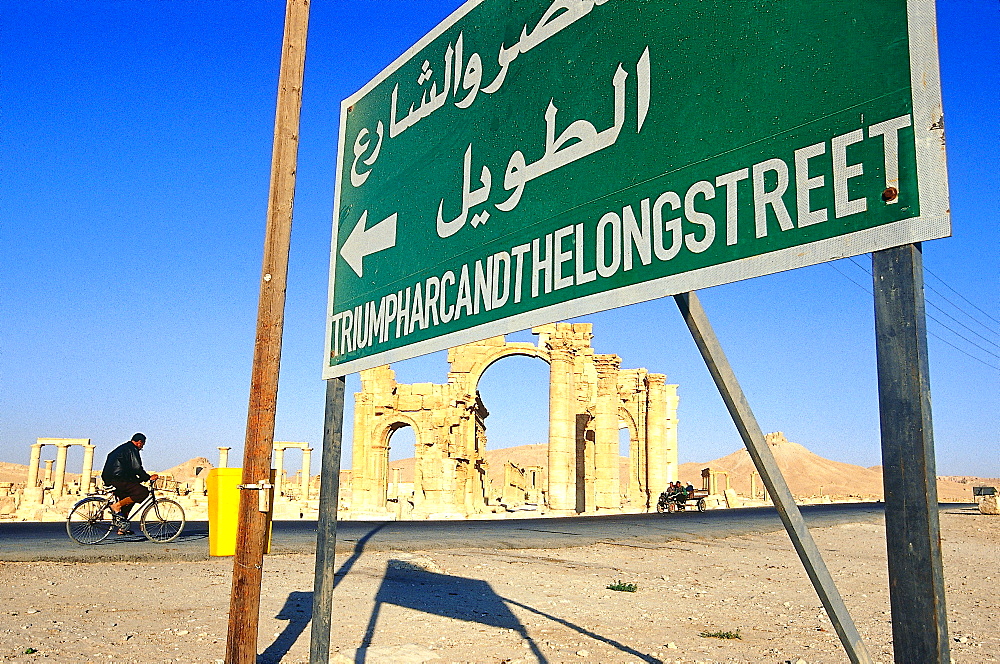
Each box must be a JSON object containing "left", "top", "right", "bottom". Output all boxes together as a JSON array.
[{"left": 350, "top": 323, "right": 678, "bottom": 518}]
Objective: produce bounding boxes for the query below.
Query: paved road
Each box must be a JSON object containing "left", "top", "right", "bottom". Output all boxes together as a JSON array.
[{"left": 0, "top": 502, "right": 942, "bottom": 563}]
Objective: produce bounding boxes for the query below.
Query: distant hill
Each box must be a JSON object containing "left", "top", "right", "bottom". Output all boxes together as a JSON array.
[
  {"left": 678, "top": 432, "right": 885, "bottom": 498},
  {"left": 0, "top": 462, "right": 29, "bottom": 484},
  {"left": 677, "top": 432, "right": 983, "bottom": 502},
  {"left": 160, "top": 457, "right": 214, "bottom": 483},
  {"left": 385, "top": 433, "right": 990, "bottom": 502},
  {"left": 2, "top": 444, "right": 990, "bottom": 502},
  {"left": 0, "top": 461, "right": 79, "bottom": 485},
  {"left": 388, "top": 444, "right": 631, "bottom": 491}
]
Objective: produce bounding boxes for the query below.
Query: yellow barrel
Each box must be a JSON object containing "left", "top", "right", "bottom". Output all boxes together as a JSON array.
[
  {"left": 206, "top": 467, "right": 274, "bottom": 556},
  {"left": 207, "top": 468, "right": 243, "bottom": 556}
]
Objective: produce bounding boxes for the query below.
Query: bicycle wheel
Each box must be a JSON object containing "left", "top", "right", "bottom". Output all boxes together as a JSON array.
[
  {"left": 66, "top": 497, "right": 115, "bottom": 544},
  {"left": 140, "top": 498, "right": 185, "bottom": 542}
]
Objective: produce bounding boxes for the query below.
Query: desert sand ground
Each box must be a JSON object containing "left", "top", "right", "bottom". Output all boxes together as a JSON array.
[{"left": 0, "top": 505, "right": 996, "bottom": 664}]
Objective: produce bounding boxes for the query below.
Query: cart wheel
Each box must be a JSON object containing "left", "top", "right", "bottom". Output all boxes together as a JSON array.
[
  {"left": 656, "top": 501, "right": 667, "bottom": 514},
  {"left": 667, "top": 502, "right": 678, "bottom": 513},
  {"left": 697, "top": 498, "right": 707, "bottom": 512}
]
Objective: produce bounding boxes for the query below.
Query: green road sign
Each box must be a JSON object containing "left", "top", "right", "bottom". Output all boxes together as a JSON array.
[{"left": 324, "top": 0, "right": 948, "bottom": 377}]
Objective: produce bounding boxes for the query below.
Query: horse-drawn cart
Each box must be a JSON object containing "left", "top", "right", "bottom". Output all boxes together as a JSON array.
[{"left": 656, "top": 488, "right": 710, "bottom": 513}]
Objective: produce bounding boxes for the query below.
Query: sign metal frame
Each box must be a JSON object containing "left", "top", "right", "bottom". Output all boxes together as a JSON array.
[{"left": 324, "top": 0, "right": 948, "bottom": 379}]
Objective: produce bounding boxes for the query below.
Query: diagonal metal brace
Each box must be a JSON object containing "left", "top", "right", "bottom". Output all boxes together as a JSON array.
[{"left": 675, "top": 291, "right": 872, "bottom": 664}]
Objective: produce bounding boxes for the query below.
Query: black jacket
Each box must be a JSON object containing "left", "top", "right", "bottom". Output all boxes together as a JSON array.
[{"left": 101, "top": 441, "right": 151, "bottom": 483}]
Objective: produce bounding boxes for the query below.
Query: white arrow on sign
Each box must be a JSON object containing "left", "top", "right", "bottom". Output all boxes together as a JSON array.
[{"left": 340, "top": 210, "right": 397, "bottom": 278}]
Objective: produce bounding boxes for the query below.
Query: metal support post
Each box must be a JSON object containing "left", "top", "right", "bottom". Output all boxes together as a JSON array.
[
  {"left": 309, "top": 376, "right": 346, "bottom": 663},
  {"left": 674, "top": 291, "right": 872, "bottom": 664},
  {"left": 872, "top": 244, "right": 949, "bottom": 663}
]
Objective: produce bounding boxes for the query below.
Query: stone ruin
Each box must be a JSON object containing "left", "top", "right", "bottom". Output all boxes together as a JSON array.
[
  {"left": 4, "top": 439, "right": 319, "bottom": 522},
  {"left": 5, "top": 323, "right": 679, "bottom": 522},
  {"left": 3, "top": 438, "right": 97, "bottom": 520},
  {"left": 349, "top": 323, "right": 679, "bottom": 518}
]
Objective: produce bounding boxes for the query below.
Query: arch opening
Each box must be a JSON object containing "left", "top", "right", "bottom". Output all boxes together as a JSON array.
[
  {"left": 475, "top": 354, "right": 550, "bottom": 508},
  {"left": 384, "top": 422, "right": 417, "bottom": 517}
]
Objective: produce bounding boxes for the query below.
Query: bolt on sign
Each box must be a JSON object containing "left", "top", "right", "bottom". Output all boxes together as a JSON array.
[{"left": 324, "top": 0, "right": 948, "bottom": 378}]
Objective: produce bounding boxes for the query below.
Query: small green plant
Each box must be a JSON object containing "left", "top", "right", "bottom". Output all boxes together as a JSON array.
[
  {"left": 699, "top": 629, "right": 742, "bottom": 640},
  {"left": 23, "top": 648, "right": 37, "bottom": 654},
  {"left": 606, "top": 580, "right": 638, "bottom": 592}
]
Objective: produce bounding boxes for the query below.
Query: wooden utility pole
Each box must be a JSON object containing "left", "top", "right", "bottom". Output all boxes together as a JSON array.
[
  {"left": 226, "top": 1, "right": 310, "bottom": 662},
  {"left": 873, "top": 243, "right": 950, "bottom": 663}
]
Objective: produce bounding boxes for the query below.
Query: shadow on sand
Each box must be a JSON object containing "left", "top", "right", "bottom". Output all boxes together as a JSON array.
[
  {"left": 259, "top": 524, "right": 654, "bottom": 664},
  {"left": 258, "top": 522, "right": 388, "bottom": 663},
  {"left": 358, "top": 560, "right": 548, "bottom": 663}
]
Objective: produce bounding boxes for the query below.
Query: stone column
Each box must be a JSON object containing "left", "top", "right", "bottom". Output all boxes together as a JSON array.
[
  {"left": 628, "top": 430, "right": 641, "bottom": 507},
  {"left": 273, "top": 446, "right": 286, "bottom": 496},
  {"left": 391, "top": 466, "right": 401, "bottom": 501},
  {"left": 636, "top": 380, "right": 649, "bottom": 507},
  {"left": 375, "top": 435, "right": 390, "bottom": 512},
  {"left": 218, "top": 447, "right": 231, "bottom": 468},
  {"left": 53, "top": 443, "right": 70, "bottom": 498},
  {"left": 301, "top": 448, "right": 312, "bottom": 501},
  {"left": 578, "top": 415, "right": 595, "bottom": 512},
  {"left": 594, "top": 355, "right": 621, "bottom": 510},
  {"left": 25, "top": 443, "right": 44, "bottom": 503},
  {"left": 26, "top": 443, "right": 43, "bottom": 489},
  {"left": 645, "top": 373, "right": 668, "bottom": 508},
  {"left": 392, "top": 467, "right": 402, "bottom": 518},
  {"left": 664, "top": 384, "right": 679, "bottom": 483},
  {"left": 547, "top": 342, "right": 576, "bottom": 512},
  {"left": 351, "top": 393, "right": 374, "bottom": 512},
  {"left": 414, "top": 440, "right": 439, "bottom": 514},
  {"left": 80, "top": 444, "right": 96, "bottom": 494},
  {"left": 43, "top": 460, "right": 55, "bottom": 486}
]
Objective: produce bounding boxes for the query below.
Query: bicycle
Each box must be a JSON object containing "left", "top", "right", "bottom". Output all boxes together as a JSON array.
[{"left": 66, "top": 481, "right": 186, "bottom": 544}]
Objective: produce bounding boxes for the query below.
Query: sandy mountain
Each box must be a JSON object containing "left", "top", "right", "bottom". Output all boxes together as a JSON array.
[
  {"left": 677, "top": 432, "right": 984, "bottom": 502},
  {"left": 383, "top": 433, "right": 988, "bottom": 502},
  {"left": 0, "top": 462, "right": 29, "bottom": 484},
  {"left": 160, "top": 457, "right": 215, "bottom": 483},
  {"left": 677, "top": 432, "right": 885, "bottom": 499},
  {"left": 388, "top": 444, "right": 552, "bottom": 484},
  {"left": 389, "top": 444, "right": 614, "bottom": 489},
  {"left": 484, "top": 444, "right": 548, "bottom": 470},
  {"left": 0, "top": 461, "right": 81, "bottom": 485}
]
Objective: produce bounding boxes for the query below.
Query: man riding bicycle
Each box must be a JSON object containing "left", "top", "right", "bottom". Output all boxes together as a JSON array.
[{"left": 101, "top": 433, "right": 158, "bottom": 535}]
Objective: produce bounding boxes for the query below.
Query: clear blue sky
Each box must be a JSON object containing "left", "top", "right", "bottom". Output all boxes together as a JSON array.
[{"left": 2, "top": 1, "right": 997, "bottom": 478}]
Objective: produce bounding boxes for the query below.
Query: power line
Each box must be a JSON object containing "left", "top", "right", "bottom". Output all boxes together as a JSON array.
[
  {"left": 924, "top": 327, "right": 1000, "bottom": 371},
  {"left": 846, "top": 256, "right": 1000, "bottom": 353},
  {"left": 924, "top": 279, "right": 1000, "bottom": 342},
  {"left": 848, "top": 256, "right": 1000, "bottom": 340},
  {"left": 925, "top": 310, "right": 1000, "bottom": 361},
  {"left": 827, "top": 260, "right": 873, "bottom": 294},
  {"left": 827, "top": 259, "right": 1000, "bottom": 372},
  {"left": 924, "top": 264, "right": 1000, "bottom": 327}
]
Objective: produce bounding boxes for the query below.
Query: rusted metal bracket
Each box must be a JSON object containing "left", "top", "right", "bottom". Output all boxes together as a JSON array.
[{"left": 237, "top": 482, "right": 274, "bottom": 513}]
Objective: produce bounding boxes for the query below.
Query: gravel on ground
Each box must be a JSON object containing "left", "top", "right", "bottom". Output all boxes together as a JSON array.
[{"left": 1, "top": 506, "right": 996, "bottom": 664}]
